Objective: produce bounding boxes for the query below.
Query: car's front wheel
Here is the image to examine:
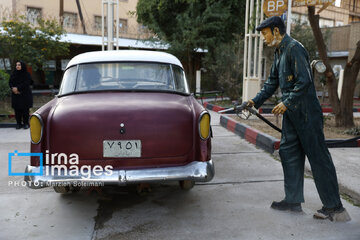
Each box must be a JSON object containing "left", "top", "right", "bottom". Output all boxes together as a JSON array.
[
  {"left": 53, "top": 186, "right": 70, "bottom": 194},
  {"left": 179, "top": 180, "right": 195, "bottom": 190}
]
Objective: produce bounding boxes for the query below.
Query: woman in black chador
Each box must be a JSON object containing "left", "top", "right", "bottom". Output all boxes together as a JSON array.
[{"left": 9, "top": 61, "right": 33, "bottom": 129}]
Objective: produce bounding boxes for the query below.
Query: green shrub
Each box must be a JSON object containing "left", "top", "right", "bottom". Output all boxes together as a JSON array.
[{"left": 0, "top": 70, "right": 10, "bottom": 100}]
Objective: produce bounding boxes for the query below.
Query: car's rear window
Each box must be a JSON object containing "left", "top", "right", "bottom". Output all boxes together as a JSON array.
[{"left": 59, "top": 62, "right": 189, "bottom": 95}]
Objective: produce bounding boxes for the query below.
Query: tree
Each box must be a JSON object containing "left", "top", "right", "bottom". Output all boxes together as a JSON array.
[
  {"left": 308, "top": 6, "right": 360, "bottom": 127},
  {"left": 0, "top": 15, "right": 69, "bottom": 71},
  {"left": 291, "top": 18, "right": 331, "bottom": 62},
  {"left": 0, "top": 70, "right": 10, "bottom": 100},
  {"left": 136, "top": 0, "right": 246, "bottom": 90},
  {"left": 202, "top": 36, "right": 244, "bottom": 99}
]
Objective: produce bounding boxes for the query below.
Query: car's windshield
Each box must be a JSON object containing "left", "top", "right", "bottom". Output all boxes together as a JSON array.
[{"left": 59, "top": 62, "right": 189, "bottom": 95}]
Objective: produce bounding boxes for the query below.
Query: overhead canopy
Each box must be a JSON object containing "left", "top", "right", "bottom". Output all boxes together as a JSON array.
[
  {"left": 61, "top": 33, "right": 169, "bottom": 50},
  {"left": 327, "top": 51, "right": 349, "bottom": 58}
]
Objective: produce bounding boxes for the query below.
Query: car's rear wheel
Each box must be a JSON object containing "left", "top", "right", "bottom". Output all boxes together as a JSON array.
[
  {"left": 53, "top": 186, "right": 70, "bottom": 194},
  {"left": 179, "top": 180, "right": 195, "bottom": 190}
]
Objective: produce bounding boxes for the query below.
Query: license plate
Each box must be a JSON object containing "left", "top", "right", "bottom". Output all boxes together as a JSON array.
[{"left": 103, "top": 140, "right": 141, "bottom": 158}]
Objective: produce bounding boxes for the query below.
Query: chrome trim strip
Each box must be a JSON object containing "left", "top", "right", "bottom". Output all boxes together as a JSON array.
[
  {"left": 198, "top": 111, "right": 211, "bottom": 140},
  {"left": 24, "top": 160, "right": 214, "bottom": 189},
  {"left": 30, "top": 113, "right": 44, "bottom": 144}
]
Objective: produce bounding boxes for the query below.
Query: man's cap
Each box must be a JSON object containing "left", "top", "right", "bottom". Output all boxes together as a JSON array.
[{"left": 256, "top": 16, "right": 285, "bottom": 31}]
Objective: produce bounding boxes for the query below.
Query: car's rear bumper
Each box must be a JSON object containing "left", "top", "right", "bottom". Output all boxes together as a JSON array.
[{"left": 24, "top": 160, "right": 214, "bottom": 189}]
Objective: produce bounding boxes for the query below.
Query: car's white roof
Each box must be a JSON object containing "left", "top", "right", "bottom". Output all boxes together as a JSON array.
[{"left": 66, "top": 50, "right": 183, "bottom": 69}]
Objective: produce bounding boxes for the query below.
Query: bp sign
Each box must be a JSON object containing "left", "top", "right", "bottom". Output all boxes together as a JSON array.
[{"left": 263, "top": 0, "right": 288, "bottom": 17}]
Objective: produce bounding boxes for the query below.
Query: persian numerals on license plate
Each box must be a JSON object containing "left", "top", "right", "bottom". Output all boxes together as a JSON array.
[{"left": 103, "top": 140, "right": 141, "bottom": 158}]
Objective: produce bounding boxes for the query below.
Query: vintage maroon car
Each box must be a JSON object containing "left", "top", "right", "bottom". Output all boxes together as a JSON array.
[{"left": 25, "top": 50, "right": 214, "bottom": 193}]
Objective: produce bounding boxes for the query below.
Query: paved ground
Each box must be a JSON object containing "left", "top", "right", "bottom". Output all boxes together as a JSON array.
[
  {"left": 307, "top": 148, "right": 360, "bottom": 205},
  {"left": 0, "top": 111, "right": 359, "bottom": 240}
]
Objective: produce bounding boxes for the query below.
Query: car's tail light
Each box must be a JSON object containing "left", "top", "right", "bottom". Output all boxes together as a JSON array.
[
  {"left": 199, "top": 111, "right": 210, "bottom": 140},
  {"left": 30, "top": 114, "right": 43, "bottom": 144}
]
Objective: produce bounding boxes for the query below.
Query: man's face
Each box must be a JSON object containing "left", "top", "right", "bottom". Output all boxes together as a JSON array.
[{"left": 261, "top": 27, "right": 276, "bottom": 47}]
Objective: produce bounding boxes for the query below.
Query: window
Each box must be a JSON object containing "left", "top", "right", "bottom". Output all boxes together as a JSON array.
[
  {"left": 138, "top": 24, "right": 148, "bottom": 34},
  {"left": 43, "top": 60, "right": 56, "bottom": 71},
  {"left": 94, "top": 17, "right": 127, "bottom": 33},
  {"left": 118, "top": 19, "right": 128, "bottom": 33},
  {"left": 27, "top": 7, "right": 42, "bottom": 25},
  {"left": 172, "top": 65, "right": 189, "bottom": 93},
  {"left": 94, "top": 16, "right": 105, "bottom": 30},
  {"left": 59, "top": 66, "right": 77, "bottom": 95},
  {"left": 0, "top": 58, "right": 11, "bottom": 70},
  {"left": 335, "top": 0, "right": 341, "bottom": 7},
  {"left": 59, "top": 62, "right": 189, "bottom": 94},
  {"left": 63, "top": 12, "right": 78, "bottom": 29},
  {"left": 319, "top": 18, "right": 334, "bottom": 27},
  {"left": 335, "top": 21, "right": 344, "bottom": 26},
  {"left": 61, "top": 59, "right": 70, "bottom": 71},
  {"left": 291, "top": 13, "right": 309, "bottom": 25}
]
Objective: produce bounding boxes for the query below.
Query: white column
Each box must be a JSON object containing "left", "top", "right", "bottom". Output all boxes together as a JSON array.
[
  {"left": 196, "top": 70, "right": 201, "bottom": 94},
  {"left": 101, "top": 0, "right": 105, "bottom": 51},
  {"left": 107, "top": 0, "right": 114, "bottom": 51},
  {"left": 242, "top": 0, "right": 264, "bottom": 102},
  {"left": 287, "top": 0, "right": 292, "bottom": 36},
  {"left": 115, "top": 0, "right": 119, "bottom": 50}
]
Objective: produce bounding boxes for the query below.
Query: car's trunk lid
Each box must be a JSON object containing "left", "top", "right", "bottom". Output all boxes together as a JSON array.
[{"left": 48, "top": 92, "right": 194, "bottom": 168}]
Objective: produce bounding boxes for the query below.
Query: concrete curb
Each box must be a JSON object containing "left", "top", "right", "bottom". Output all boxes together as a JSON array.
[
  {"left": 203, "top": 102, "right": 226, "bottom": 112},
  {"left": 0, "top": 114, "right": 15, "bottom": 118},
  {"left": 220, "top": 115, "right": 280, "bottom": 154},
  {"left": 0, "top": 123, "right": 16, "bottom": 128},
  {"left": 207, "top": 102, "right": 360, "bottom": 150},
  {"left": 204, "top": 102, "right": 360, "bottom": 114},
  {"left": 0, "top": 114, "right": 15, "bottom": 128},
  {"left": 220, "top": 114, "right": 360, "bottom": 151},
  {"left": 322, "top": 107, "right": 360, "bottom": 113}
]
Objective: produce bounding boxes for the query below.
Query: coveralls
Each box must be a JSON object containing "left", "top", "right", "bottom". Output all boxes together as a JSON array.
[{"left": 252, "top": 34, "right": 342, "bottom": 208}]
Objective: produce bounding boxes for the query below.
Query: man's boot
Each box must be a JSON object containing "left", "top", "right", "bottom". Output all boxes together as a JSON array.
[
  {"left": 314, "top": 205, "right": 351, "bottom": 222},
  {"left": 271, "top": 200, "right": 302, "bottom": 212}
]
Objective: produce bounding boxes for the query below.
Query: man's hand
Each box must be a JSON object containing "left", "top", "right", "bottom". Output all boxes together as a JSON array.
[
  {"left": 272, "top": 102, "right": 287, "bottom": 115},
  {"left": 247, "top": 99, "right": 255, "bottom": 108},
  {"left": 12, "top": 87, "right": 20, "bottom": 94}
]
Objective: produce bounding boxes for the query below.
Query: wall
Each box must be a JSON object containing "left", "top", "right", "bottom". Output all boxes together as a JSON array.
[
  {"left": 327, "top": 25, "right": 351, "bottom": 51},
  {"left": 348, "top": 22, "right": 360, "bottom": 97},
  {"left": 348, "top": 22, "right": 360, "bottom": 60}
]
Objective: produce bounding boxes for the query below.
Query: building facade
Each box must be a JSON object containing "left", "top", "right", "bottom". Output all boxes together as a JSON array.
[
  {"left": 291, "top": 2, "right": 356, "bottom": 27},
  {"left": 0, "top": 0, "right": 159, "bottom": 88},
  {"left": 0, "top": 0, "right": 151, "bottom": 39},
  {"left": 341, "top": 0, "right": 360, "bottom": 22},
  {"left": 260, "top": 2, "right": 360, "bottom": 98},
  {"left": 327, "top": 21, "right": 360, "bottom": 97}
]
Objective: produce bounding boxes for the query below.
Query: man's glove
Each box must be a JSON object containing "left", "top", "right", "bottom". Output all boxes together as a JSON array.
[
  {"left": 272, "top": 102, "right": 287, "bottom": 115},
  {"left": 247, "top": 99, "right": 255, "bottom": 108}
]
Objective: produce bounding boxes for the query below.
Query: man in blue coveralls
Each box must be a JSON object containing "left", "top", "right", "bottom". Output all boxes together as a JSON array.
[{"left": 247, "top": 16, "right": 350, "bottom": 221}]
